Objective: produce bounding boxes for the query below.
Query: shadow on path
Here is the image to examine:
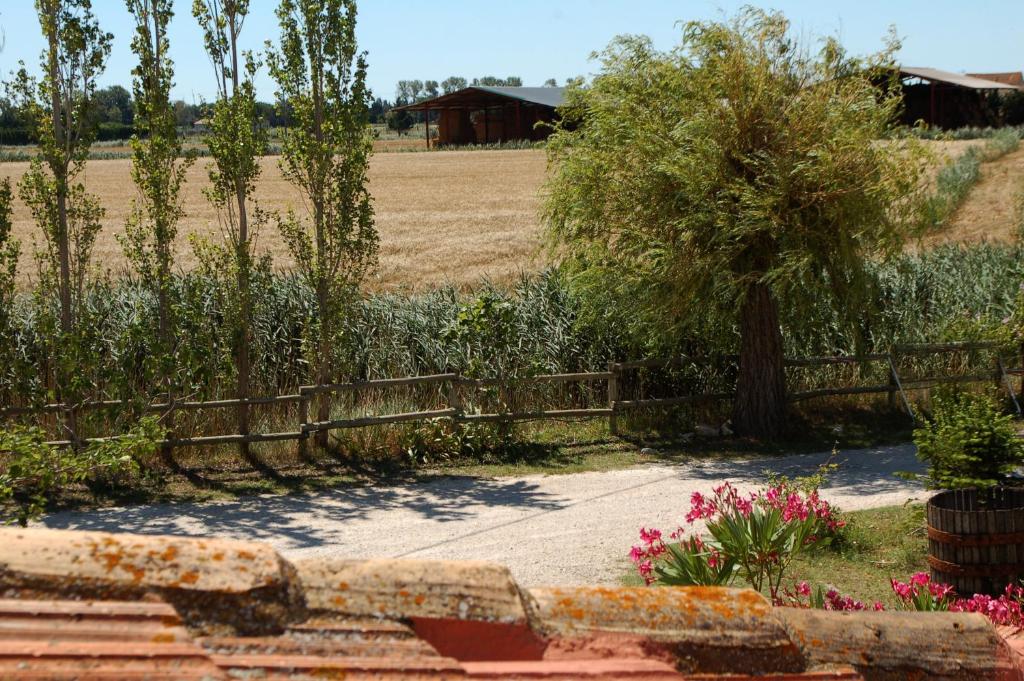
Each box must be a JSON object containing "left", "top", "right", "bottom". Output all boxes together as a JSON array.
[
  {"left": 680, "top": 444, "right": 923, "bottom": 496},
  {"left": 44, "top": 475, "right": 565, "bottom": 549}
]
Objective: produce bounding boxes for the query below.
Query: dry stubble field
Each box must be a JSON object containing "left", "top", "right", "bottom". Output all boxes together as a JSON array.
[
  {"left": 0, "top": 139, "right": 1012, "bottom": 292},
  {"left": 0, "top": 148, "right": 548, "bottom": 291}
]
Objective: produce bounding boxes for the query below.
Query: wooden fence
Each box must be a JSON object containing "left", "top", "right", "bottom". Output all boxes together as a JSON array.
[{"left": 2, "top": 341, "right": 1020, "bottom": 450}]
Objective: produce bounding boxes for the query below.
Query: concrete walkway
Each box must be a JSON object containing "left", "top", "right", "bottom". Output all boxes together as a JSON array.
[{"left": 41, "top": 444, "right": 926, "bottom": 586}]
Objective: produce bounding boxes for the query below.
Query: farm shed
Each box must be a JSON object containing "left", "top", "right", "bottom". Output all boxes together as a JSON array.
[
  {"left": 395, "top": 86, "right": 566, "bottom": 147},
  {"left": 967, "top": 71, "right": 1024, "bottom": 88},
  {"left": 894, "top": 66, "right": 1018, "bottom": 129}
]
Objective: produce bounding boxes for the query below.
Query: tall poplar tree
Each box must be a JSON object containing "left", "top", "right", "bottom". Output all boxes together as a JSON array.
[
  {"left": 0, "top": 34, "right": 19, "bottom": 404},
  {"left": 122, "top": 0, "right": 194, "bottom": 400},
  {"left": 267, "top": 0, "right": 376, "bottom": 446},
  {"left": 193, "top": 0, "right": 265, "bottom": 457},
  {"left": 10, "top": 0, "right": 111, "bottom": 444}
]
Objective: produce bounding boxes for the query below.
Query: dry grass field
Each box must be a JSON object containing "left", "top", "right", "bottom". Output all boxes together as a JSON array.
[
  {"left": 0, "top": 139, "right": 1013, "bottom": 292},
  {"left": 0, "top": 149, "right": 548, "bottom": 291},
  {"left": 923, "top": 144, "right": 1024, "bottom": 247}
]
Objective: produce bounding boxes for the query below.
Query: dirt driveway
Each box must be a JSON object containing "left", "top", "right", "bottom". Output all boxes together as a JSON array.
[{"left": 42, "top": 444, "right": 925, "bottom": 586}]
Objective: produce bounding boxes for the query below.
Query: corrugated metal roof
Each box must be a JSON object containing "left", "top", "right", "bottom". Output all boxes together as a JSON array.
[
  {"left": 968, "top": 71, "right": 1024, "bottom": 88},
  {"left": 468, "top": 86, "right": 567, "bottom": 108},
  {"left": 899, "top": 66, "right": 1018, "bottom": 90},
  {"left": 396, "top": 86, "right": 566, "bottom": 111}
]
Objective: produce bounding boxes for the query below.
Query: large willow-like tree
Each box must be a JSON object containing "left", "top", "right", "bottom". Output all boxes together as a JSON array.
[
  {"left": 267, "top": 0, "right": 377, "bottom": 445},
  {"left": 544, "top": 9, "right": 925, "bottom": 438}
]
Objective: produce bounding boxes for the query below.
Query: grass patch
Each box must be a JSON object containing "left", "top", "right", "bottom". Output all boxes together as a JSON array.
[
  {"left": 787, "top": 503, "right": 927, "bottom": 608},
  {"left": 925, "top": 128, "right": 1022, "bottom": 228}
]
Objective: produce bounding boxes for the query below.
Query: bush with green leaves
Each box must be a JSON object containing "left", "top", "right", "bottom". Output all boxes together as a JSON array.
[
  {"left": 0, "top": 417, "right": 164, "bottom": 526},
  {"left": 912, "top": 389, "right": 1024, "bottom": 489},
  {"left": 631, "top": 481, "right": 844, "bottom": 602}
]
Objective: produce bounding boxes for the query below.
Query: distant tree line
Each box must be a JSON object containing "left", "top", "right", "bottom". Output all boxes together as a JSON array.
[{"left": 0, "top": 84, "right": 294, "bottom": 144}]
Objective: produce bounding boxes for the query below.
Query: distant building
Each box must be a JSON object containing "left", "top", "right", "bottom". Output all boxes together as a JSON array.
[
  {"left": 967, "top": 71, "right": 1024, "bottom": 89},
  {"left": 893, "top": 67, "right": 1020, "bottom": 129},
  {"left": 394, "top": 86, "right": 566, "bottom": 147}
]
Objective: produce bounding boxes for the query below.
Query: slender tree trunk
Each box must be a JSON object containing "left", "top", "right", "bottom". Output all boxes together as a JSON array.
[
  {"left": 312, "top": 66, "right": 330, "bottom": 451},
  {"left": 46, "top": 13, "right": 77, "bottom": 446},
  {"left": 235, "top": 185, "right": 251, "bottom": 461},
  {"left": 225, "top": 16, "right": 253, "bottom": 463},
  {"left": 315, "top": 275, "right": 330, "bottom": 450},
  {"left": 732, "top": 281, "right": 787, "bottom": 438}
]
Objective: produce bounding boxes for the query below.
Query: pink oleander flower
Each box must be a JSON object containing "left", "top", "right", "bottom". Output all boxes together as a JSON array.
[
  {"left": 796, "top": 581, "right": 811, "bottom": 597},
  {"left": 735, "top": 497, "right": 753, "bottom": 517},
  {"left": 891, "top": 578, "right": 912, "bottom": 600},
  {"left": 639, "top": 527, "right": 662, "bottom": 545}
]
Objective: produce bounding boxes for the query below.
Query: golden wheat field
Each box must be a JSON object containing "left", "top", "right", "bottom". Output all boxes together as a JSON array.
[
  {"left": 0, "top": 139, "right": 1013, "bottom": 292},
  {"left": 0, "top": 149, "right": 548, "bottom": 291}
]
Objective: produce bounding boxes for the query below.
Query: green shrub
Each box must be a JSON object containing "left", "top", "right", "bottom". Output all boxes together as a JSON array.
[
  {"left": 0, "top": 417, "right": 164, "bottom": 525},
  {"left": 912, "top": 390, "right": 1024, "bottom": 489}
]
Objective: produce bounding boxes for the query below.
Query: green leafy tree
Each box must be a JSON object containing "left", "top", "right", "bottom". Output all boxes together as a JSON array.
[
  {"left": 0, "top": 180, "right": 17, "bottom": 402},
  {"left": 543, "top": 9, "right": 926, "bottom": 437},
  {"left": 8, "top": 0, "right": 112, "bottom": 444},
  {"left": 121, "top": 0, "right": 195, "bottom": 405},
  {"left": 268, "top": 0, "right": 377, "bottom": 446},
  {"left": 192, "top": 0, "right": 266, "bottom": 458},
  {"left": 91, "top": 84, "right": 134, "bottom": 124},
  {"left": 441, "top": 76, "right": 466, "bottom": 94},
  {"left": 385, "top": 108, "right": 413, "bottom": 136}
]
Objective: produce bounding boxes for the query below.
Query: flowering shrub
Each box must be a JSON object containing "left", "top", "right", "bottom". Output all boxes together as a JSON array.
[
  {"left": 890, "top": 572, "right": 1024, "bottom": 626},
  {"left": 890, "top": 572, "right": 954, "bottom": 611},
  {"left": 779, "top": 572, "right": 1024, "bottom": 628},
  {"left": 780, "top": 580, "right": 883, "bottom": 611},
  {"left": 631, "top": 482, "right": 845, "bottom": 600},
  {"left": 951, "top": 584, "right": 1024, "bottom": 626}
]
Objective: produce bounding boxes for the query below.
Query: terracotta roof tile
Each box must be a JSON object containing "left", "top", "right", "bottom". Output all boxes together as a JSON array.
[
  {"left": 0, "top": 598, "right": 226, "bottom": 680},
  {"left": 0, "top": 527, "right": 1021, "bottom": 680}
]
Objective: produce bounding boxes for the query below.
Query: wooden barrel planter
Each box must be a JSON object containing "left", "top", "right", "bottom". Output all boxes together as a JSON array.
[{"left": 927, "top": 487, "right": 1024, "bottom": 596}]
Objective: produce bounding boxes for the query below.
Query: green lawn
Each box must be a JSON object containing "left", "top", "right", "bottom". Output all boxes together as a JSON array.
[
  {"left": 787, "top": 503, "right": 927, "bottom": 608},
  {"left": 620, "top": 503, "right": 929, "bottom": 609}
]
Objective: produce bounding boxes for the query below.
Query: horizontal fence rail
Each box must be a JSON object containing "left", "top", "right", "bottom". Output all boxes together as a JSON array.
[{"left": 3, "top": 341, "right": 1021, "bottom": 449}]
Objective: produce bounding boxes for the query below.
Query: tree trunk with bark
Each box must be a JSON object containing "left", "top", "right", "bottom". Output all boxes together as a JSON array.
[{"left": 732, "top": 281, "right": 787, "bottom": 438}]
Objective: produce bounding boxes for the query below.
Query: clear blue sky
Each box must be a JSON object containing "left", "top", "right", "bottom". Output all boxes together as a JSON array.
[{"left": 1, "top": 1, "right": 1021, "bottom": 104}]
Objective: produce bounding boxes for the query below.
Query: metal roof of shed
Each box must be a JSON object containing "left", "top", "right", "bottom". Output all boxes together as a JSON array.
[
  {"left": 396, "top": 86, "right": 567, "bottom": 111},
  {"left": 967, "top": 71, "right": 1024, "bottom": 88},
  {"left": 898, "top": 66, "right": 1018, "bottom": 90}
]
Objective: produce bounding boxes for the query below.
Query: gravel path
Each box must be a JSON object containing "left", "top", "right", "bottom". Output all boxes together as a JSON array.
[{"left": 41, "top": 444, "right": 926, "bottom": 586}]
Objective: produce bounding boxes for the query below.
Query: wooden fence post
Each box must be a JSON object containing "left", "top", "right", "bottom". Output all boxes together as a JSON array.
[
  {"left": 447, "top": 372, "right": 463, "bottom": 423},
  {"left": 996, "top": 355, "right": 1022, "bottom": 416},
  {"left": 887, "top": 349, "right": 898, "bottom": 412},
  {"left": 608, "top": 361, "right": 620, "bottom": 435},
  {"left": 297, "top": 386, "right": 311, "bottom": 458},
  {"left": 887, "top": 353, "right": 915, "bottom": 421}
]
